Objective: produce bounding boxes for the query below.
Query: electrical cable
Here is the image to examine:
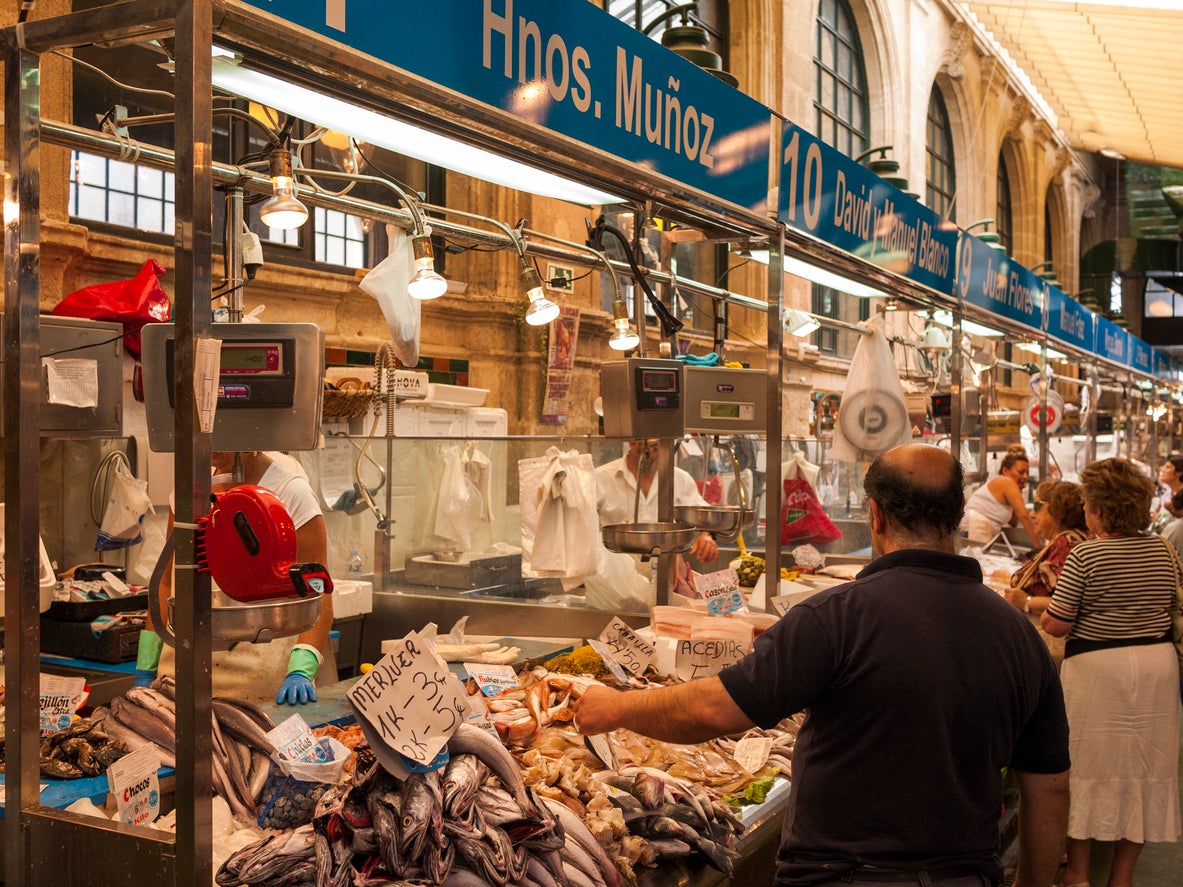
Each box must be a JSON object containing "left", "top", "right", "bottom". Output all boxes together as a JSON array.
[
  {"left": 588, "top": 215, "right": 683, "bottom": 337},
  {"left": 50, "top": 50, "right": 176, "bottom": 101}
]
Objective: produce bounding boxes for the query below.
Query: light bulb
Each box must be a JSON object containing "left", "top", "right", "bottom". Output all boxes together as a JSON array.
[
  {"left": 259, "top": 149, "right": 309, "bottom": 230},
  {"left": 608, "top": 299, "right": 639, "bottom": 351},
  {"left": 407, "top": 234, "right": 447, "bottom": 300},
  {"left": 520, "top": 262, "right": 558, "bottom": 325}
]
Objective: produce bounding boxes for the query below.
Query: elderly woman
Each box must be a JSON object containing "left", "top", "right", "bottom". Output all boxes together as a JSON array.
[
  {"left": 1042, "top": 458, "right": 1181, "bottom": 887},
  {"left": 962, "top": 444, "right": 1044, "bottom": 548},
  {"left": 1004, "top": 481, "right": 1089, "bottom": 665}
]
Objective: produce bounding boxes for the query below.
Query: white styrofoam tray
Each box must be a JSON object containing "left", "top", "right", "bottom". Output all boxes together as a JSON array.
[{"left": 0, "top": 504, "right": 55, "bottom": 612}]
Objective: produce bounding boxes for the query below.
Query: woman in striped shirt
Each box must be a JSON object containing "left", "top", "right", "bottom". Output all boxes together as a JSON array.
[{"left": 1042, "top": 457, "right": 1181, "bottom": 887}]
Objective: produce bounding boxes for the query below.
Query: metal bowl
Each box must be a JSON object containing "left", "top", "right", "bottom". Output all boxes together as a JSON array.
[
  {"left": 433, "top": 549, "right": 462, "bottom": 563},
  {"left": 674, "top": 505, "right": 755, "bottom": 543},
  {"left": 602, "top": 521, "right": 699, "bottom": 555},
  {"left": 168, "top": 595, "right": 321, "bottom": 645}
]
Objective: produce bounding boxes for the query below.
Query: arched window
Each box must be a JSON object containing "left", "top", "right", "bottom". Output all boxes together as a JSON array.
[
  {"left": 814, "top": 0, "right": 871, "bottom": 157},
  {"left": 925, "top": 88, "right": 956, "bottom": 221},
  {"left": 996, "top": 154, "right": 1013, "bottom": 253},
  {"left": 813, "top": 0, "right": 871, "bottom": 354}
]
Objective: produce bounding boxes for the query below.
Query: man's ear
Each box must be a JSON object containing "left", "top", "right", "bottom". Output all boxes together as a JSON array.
[{"left": 868, "top": 498, "right": 887, "bottom": 535}]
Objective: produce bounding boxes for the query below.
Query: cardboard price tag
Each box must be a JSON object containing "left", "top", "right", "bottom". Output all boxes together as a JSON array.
[
  {"left": 464, "top": 663, "right": 519, "bottom": 697},
  {"left": 587, "top": 638, "right": 631, "bottom": 684},
  {"left": 347, "top": 630, "right": 467, "bottom": 765},
  {"left": 674, "top": 638, "right": 750, "bottom": 681},
  {"left": 267, "top": 714, "right": 329, "bottom": 764},
  {"left": 39, "top": 675, "right": 88, "bottom": 736},
  {"left": 107, "top": 745, "right": 162, "bottom": 826},
  {"left": 733, "top": 735, "right": 772, "bottom": 772},
  {"left": 596, "top": 617, "right": 655, "bottom": 677}
]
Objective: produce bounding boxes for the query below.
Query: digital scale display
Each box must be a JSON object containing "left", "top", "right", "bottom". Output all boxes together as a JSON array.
[
  {"left": 641, "top": 369, "right": 678, "bottom": 392},
  {"left": 220, "top": 343, "right": 282, "bottom": 375},
  {"left": 700, "top": 400, "right": 755, "bottom": 421}
]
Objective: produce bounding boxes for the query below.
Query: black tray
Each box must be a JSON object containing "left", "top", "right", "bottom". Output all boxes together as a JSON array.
[
  {"left": 43, "top": 592, "right": 148, "bottom": 621},
  {"left": 40, "top": 616, "right": 142, "bottom": 663}
]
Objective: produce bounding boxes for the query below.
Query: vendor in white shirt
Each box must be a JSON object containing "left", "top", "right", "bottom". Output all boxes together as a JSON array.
[
  {"left": 137, "top": 450, "right": 337, "bottom": 705},
  {"left": 595, "top": 439, "right": 719, "bottom": 563}
]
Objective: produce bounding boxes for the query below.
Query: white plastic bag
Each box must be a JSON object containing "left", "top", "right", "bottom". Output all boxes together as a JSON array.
[
  {"left": 518, "top": 447, "right": 598, "bottom": 578},
  {"left": 359, "top": 224, "right": 421, "bottom": 367},
  {"left": 828, "top": 315, "right": 913, "bottom": 463},
  {"left": 96, "top": 459, "right": 154, "bottom": 550},
  {"left": 433, "top": 444, "right": 483, "bottom": 550}
]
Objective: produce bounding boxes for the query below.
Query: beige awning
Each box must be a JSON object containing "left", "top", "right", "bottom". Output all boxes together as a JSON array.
[{"left": 964, "top": 1, "right": 1183, "bottom": 168}]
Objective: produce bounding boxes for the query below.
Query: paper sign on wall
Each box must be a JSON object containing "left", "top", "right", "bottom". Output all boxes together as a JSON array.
[
  {"left": 347, "top": 630, "right": 467, "bottom": 765},
  {"left": 107, "top": 745, "right": 162, "bottom": 826},
  {"left": 674, "top": 638, "right": 750, "bottom": 681},
  {"left": 596, "top": 617, "right": 655, "bottom": 677}
]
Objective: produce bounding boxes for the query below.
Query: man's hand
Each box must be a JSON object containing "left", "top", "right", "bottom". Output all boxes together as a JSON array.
[
  {"left": 690, "top": 532, "right": 719, "bottom": 563},
  {"left": 573, "top": 685, "right": 622, "bottom": 735}
]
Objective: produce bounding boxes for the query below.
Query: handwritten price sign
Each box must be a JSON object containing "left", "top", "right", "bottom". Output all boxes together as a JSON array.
[
  {"left": 347, "top": 630, "right": 466, "bottom": 765},
  {"left": 674, "top": 638, "right": 750, "bottom": 681},
  {"left": 597, "top": 617, "right": 655, "bottom": 677}
]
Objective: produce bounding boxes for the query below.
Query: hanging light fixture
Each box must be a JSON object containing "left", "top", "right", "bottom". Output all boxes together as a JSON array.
[
  {"left": 407, "top": 234, "right": 447, "bottom": 300},
  {"left": 521, "top": 258, "right": 559, "bottom": 326},
  {"left": 608, "top": 298, "right": 640, "bottom": 351},
  {"left": 258, "top": 147, "right": 309, "bottom": 230},
  {"left": 784, "top": 309, "right": 821, "bottom": 338}
]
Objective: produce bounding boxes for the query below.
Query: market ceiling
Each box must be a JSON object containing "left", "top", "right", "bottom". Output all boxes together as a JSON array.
[{"left": 964, "top": 0, "right": 1183, "bottom": 168}]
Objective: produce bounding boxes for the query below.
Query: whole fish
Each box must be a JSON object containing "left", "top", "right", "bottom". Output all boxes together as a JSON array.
[
  {"left": 442, "top": 753, "right": 485, "bottom": 819},
  {"left": 111, "top": 696, "right": 175, "bottom": 753},
  {"left": 126, "top": 686, "right": 175, "bottom": 718},
  {"left": 398, "top": 772, "right": 438, "bottom": 863},
  {"left": 150, "top": 674, "right": 175, "bottom": 700},
  {"left": 366, "top": 788, "right": 404, "bottom": 877},
  {"left": 213, "top": 695, "right": 277, "bottom": 733},
  {"left": 448, "top": 722, "right": 538, "bottom": 816},
  {"left": 211, "top": 699, "right": 276, "bottom": 757},
  {"left": 541, "top": 797, "right": 624, "bottom": 887},
  {"left": 100, "top": 706, "right": 175, "bottom": 769},
  {"left": 422, "top": 831, "right": 456, "bottom": 884}
]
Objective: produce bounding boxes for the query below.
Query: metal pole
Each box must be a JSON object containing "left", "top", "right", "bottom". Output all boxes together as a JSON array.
[
  {"left": 3, "top": 35, "right": 43, "bottom": 887},
  {"left": 762, "top": 227, "right": 786, "bottom": 607},
  {"left": 224, "top": 187, "right": 245, "bottom": 322},
  {"left": 173, "top": 2, "right": 215, "bottom": 883}
]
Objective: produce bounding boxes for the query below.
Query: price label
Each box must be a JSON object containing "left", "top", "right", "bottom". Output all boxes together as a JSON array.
[
  {"left": 39, "top": 676, "right": 87, "bottom": 736},
  {"left": 674, "top": 638, "right": 750, "bottom": 681},
  {"left": 587, "top": 638, "right": 631, "bottom": 684},
  {"left": 706, "top": 589, "right": 744, "bottom": 615},
  {"left": 266, "top": 714, "right": 329, "bottom": 764},
  {"left": 346, "top": 630, "right": 467, "bottom": 765},
  {"left": 107, "top": 746, "right": 161, "bottom": 826},
  {"left": 733, "top": 735, "right": 772, "bottom": 773},
  {"left": 768, "top": 595, "right": 794, "bottom": 617},
  {"left": 463, "top": 663, "right": 519, "bottom": 697},
  {"left": 596, "top": 617, "right": 655, "bottom": 677}
]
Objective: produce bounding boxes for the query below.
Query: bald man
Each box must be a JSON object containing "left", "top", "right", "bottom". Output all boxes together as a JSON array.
[{"left": 575, "top": 444, "right": 1070, "bottom": 887}]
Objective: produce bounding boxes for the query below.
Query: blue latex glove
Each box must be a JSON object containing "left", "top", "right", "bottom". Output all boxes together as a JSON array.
[
  {"left": 133, "top": 669, "right": 156, "bottom": 688},
  {"left": 276, "top": 645, "right": 321, "bottom": 705},
  {"left": 276, "top": 672, "right": 317, "bottom": 705}
]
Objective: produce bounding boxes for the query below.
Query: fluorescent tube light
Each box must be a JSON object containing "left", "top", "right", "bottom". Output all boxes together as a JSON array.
[
  {"left": 743, "top": 249, "right": 886, "bottom": 299},
  {"left": 210, "top": 55, "right": 623, "bottom": 207},
  {"left": 928, "top": 310, "right": 1005, "bottom": 338},
  {"left": 1015, "top": 341, "right": 1068, "bottom": 360}
]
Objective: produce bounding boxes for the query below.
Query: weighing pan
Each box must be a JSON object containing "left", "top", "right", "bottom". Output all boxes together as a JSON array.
[
  {"left": 168, "top": 595, "right": 321, "bottom": 645},
  {"left": 674, "top": 504, "right": 754, "bottom": 543},
  {"left": 837, "top": 390, "right": 909, "bottom": 454},
  {"left": 602, "top": 521, "right": 698, "bottom": 555}
]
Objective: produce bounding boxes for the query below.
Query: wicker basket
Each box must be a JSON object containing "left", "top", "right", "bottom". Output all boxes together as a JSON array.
[{"left": 322, "top": 389, "right": 375, "bottom": 421}]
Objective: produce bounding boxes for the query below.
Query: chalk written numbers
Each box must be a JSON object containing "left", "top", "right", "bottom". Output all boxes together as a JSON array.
[
  {"left": 39, "top": 675, "right": 87, "bottom": 736},
  {"left": 674, "top": 638, "right": 750, "bottom": 681},
  {"left": 107, "top": 745, "right": 162, "bottom": 827},
  {"left": 597, "top": 616, "right": 655, "bottom": 677},
  {"left": 347, "top": 630, "right": 467, "bottom": 765}
]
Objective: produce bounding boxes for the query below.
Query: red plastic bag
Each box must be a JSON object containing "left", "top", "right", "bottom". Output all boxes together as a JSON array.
[
  {"left": 780, "top": 476, "right": 843, "bottom": 546},
  {"left": 697, "top": 476, "right": 723, "bottom": 505},
  {"left": 52, "top": 259, "right": 172, "bottom": 358}
]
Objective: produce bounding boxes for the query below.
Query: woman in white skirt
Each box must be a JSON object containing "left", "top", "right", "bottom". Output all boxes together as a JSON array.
[{"left": 1043, "top": 457, "right": 1181, "bottom": 887}]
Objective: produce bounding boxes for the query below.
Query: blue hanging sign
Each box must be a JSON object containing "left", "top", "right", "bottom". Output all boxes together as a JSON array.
[
  {"left": 1043, "top": 287, "right": 1094, "bottom": 353},
  {"left": 1130, "top": 338, "right": 1153, "bottom": 375},
  {"left": 777, "top": 123, "right": 957, "bottom": 295},
  {"left": 954, "top": 233, "right": 1043, "bottom": 331},
  {"left": 235, "top": 0, "right": 773, "bottom": 215},
  {"left": 1095, "top": 317, "right": 1130, "bottom": 366},
  {"left": 1155, "top": 350, "right": 1172, "bottom": 381}
]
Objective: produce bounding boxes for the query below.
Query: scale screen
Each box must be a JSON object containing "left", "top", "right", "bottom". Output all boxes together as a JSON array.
[
  {"left": 220, "top": 344, "right": 282, "bottom": 374},
  {"left": 705, "top": 402, "right": 742, "bottom": 419}
]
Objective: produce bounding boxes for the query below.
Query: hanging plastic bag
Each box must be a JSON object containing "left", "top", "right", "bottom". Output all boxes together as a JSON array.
[
  {"left": 780, "top": 475, "right": 842, "bottom": 547},
  {"left": 434, "top": 444, "right": 481, "bottom": 550},
  {"left": 52, "top": 259, "right": 172, "bottom": 359},
  {"left": 828, "top": 315, "right": 912, "bottom": 463},
  {"left": 359, "top": 224, "right": 421, "bottom": 367},
  {"left": 518, "top": 447, "right": 598, "bottom": 579},
  {"left": 96, "top": 459, "right": 155, "bottom": 551}
]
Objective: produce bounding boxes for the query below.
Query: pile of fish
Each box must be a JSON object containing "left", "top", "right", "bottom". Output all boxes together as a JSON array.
[
  {"left": 91, "top": 676, "right": 280, "bottom": 820},
  {"left": 0, "top": 716, "right": 131, "bottom": 779},
  {"left": 217, "top": 722, "right": 626, "bottom": 887}
]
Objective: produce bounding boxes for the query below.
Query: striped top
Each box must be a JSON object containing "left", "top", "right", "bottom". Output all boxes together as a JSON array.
[{"left": 1046, "top": 534, "right": 1176, "bottom": 642}]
